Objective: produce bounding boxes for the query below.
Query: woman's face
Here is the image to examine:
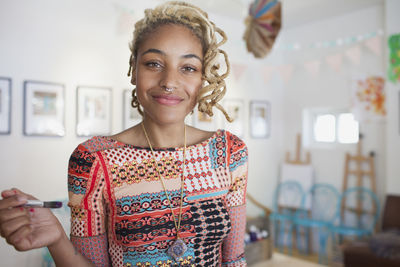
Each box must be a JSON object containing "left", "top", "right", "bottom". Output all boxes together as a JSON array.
[{"left": 134, "top": 23, "right": 203, "bottom": 125}]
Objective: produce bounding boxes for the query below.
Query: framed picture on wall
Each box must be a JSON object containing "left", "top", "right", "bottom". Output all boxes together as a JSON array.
[
  {"left": 0, "top": 77, "right": 11, "bottom": 134},
  {"left": 76, "top": 86, "right": 112, "bottom": 136},
  {"left": 249, "top": 100, "right": 271, "bottom": 138},
  {"left": 123, "top": 89, "right": 141, "bottom": 129},
  {"left": 222, "top": 99, "right": 245, "bottom": 138},
  {"left": 192, "top": 105, "right": 220, "bottom": 131},
  {"left": 23, "top": 80, "right": 65, "bottom": 136}
]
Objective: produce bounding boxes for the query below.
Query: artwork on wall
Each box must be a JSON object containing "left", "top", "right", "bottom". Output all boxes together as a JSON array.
[
  {"left": 351, "top": 75, "right": 386, "bottom": 123},
  {"left": 23, "top": 80, "right": 65, "bottom": 136},
  {"left": 222, "top": 99, "right": 245, "bottom": 138},
  {"left": 250, "top": 100, "right": 271, "bottom": 138},
  {"left": 76, "top": 86, "right": 112, "bottom": 136},
  {"left": 0, "top": 77, "right": 11, "bottom": 134},
  {"left": 123, "top": 89, "right": 141, "bottom": 129},
  {"left": 243, "top": 0, "right": 282, "bottom": 58},
  {"left": 192, "top": 106, "right": 220, "bottom": 131},
  {"left": 388, "top": 33, "right": 400, "bottom": 83}
]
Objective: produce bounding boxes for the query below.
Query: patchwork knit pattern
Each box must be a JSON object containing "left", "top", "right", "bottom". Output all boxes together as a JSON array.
[{"left": 68, "top": 130, "right": 248, "bottom": 267}]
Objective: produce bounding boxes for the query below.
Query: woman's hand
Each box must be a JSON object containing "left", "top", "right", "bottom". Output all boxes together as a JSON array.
[{"left": 0, "top": 188, "right": 65, "bottom": 251}]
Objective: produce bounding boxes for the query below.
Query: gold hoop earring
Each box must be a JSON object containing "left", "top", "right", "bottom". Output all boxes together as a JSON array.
[{"left": 131, "top": 88, "right": 143, "bottom": 115}]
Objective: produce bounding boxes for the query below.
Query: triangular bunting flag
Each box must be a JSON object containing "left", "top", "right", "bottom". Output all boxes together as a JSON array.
[
  {"left": 304, "top": 60, "right": 321, "bottom": 77},
  {"left": 365, "top": 36, "right": 382, "bottom": 56},
  {"left": 345, "top": 45, "right": 361, "bottom": 65},
  {"left": 278, "top": 64, "right": 294, "bottom": 84},
  {"left": 261, "top": 66, "right": 274, "bottom": 84},
  {"left": 326, "top": 53, "right": 343, "bottom": 72},
  {"left": 231, "top": 63, "right": 247, "bottom": 81}
]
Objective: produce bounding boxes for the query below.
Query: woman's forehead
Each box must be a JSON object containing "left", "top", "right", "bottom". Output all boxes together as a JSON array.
[{"left": 137, "top": 24, "right": 203, "bottom": 57}]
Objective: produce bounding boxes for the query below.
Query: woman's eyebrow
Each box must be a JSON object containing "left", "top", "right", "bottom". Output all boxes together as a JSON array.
[
  {"left": 182, "top": 54, "right": 202, "bottom": 62},
  {"left": 141, "top": 48, "right": 164, "bottom": 56},
  {"left": 141, "top": 49, "right": 202, "bottom": 62}
]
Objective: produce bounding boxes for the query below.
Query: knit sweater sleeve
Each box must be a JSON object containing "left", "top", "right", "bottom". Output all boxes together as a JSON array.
[
  {"left": 67, "top": 143, "right": 111, "bottom": 266},
  {"left": 222, "top": 131, "right": 248, "bottom": 266}
]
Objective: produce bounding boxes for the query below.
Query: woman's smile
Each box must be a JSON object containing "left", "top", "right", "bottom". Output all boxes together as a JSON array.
[{"left": 152, "top": 93, "right": 184, "bottom": 106}]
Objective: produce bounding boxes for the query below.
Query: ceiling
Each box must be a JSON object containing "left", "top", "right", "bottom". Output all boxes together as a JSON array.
[{"left": 186, "top": 0, "right": 384, "bottom": 29}]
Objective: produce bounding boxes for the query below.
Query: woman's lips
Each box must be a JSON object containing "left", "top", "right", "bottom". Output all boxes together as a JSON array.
[{"left": 152, "top": 94, "right": 183, "bottom": 106}]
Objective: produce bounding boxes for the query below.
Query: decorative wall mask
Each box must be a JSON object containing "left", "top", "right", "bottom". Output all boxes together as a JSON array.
[{"left": 243, "top": 0, "right": 282, "bottom": 58}]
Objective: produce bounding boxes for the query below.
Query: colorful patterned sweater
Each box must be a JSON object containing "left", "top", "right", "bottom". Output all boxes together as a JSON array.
[{"left": 67, "top": 129, "right": 248, "bottom": 267}]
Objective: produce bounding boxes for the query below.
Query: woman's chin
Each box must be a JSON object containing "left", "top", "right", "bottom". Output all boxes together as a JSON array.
[{"left": 148, "top": 113, "right": 188, "bottom": 125}]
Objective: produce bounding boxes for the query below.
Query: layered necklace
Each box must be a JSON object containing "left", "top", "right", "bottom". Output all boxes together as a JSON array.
[{"left": 141, "top": 122, "right": 188, "bottom": 261}]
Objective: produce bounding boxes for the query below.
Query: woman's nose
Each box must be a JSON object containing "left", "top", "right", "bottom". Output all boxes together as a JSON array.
[{"left": 160, "top": 66, "right": 179, "bottom": 89}]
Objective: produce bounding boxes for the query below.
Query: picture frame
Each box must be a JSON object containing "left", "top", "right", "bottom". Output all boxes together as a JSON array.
[
  {"left": 123, "top": 89, "right": 141, "bottom": 129},
  {"left": 76, "top": 86, "right": 112, "bottom": 136},
  {"left": 250, "top": 100, "right": 271, "bottom": 138},
  {"left": 192, "top": 105, "right": 220, "bottom": 131},
  {"left": 23, "top": 80, "right": 65, "bottom": 136},
  {"left": 0, "top": 77, "right": 11, "bottom": 134},
  {"left": 222, "top": 99, "right": 245, "bottom": 138}
]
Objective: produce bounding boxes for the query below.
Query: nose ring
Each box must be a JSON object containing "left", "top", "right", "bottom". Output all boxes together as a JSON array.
[{"left": 164, "top": 87, "right": 173, "bottom": 92}]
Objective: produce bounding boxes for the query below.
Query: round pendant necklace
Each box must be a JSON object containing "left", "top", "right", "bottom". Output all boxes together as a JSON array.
[{"left": 141, "top": 122, "right": 188, "bottom": 261}]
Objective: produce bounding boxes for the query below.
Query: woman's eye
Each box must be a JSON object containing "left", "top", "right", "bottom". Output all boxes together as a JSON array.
[
  {"left": 146, "top": 61, "right": 162, "bottom": 68},
  {"left": 182, "top": 66, "right": 197, "bottom": 72}
]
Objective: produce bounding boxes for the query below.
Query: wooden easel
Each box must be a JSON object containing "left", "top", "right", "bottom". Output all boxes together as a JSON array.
[
  {"left": 285, "top": 133, "right": 311, "bottom": 165},
  {"left": 341, "top": 134, "right": 377, "bottom": 229},
  {"left": 282, "top": 133, "right": 312, "bottom": 253}
]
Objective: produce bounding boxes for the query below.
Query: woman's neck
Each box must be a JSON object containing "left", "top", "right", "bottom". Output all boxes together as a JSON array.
[{"left": 141, "top": 119, "right": 186, "bottom": 148}]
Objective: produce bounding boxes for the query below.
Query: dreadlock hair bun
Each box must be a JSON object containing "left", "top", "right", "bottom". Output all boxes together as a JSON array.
[{"left": 127, "top": 1, "right": 233, "bottom": 122}]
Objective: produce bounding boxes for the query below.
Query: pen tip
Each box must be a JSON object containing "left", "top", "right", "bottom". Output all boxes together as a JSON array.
[
  {"left": 54, "top": 202, "right": 63, "bottom": 208},
  {"left": 44, "top": 201, "right": 63, "bottom": 208}
]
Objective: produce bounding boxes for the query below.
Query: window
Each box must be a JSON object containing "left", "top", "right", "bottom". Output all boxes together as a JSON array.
[
  {"left": 337, "top": 113, "right": 359, "bottom": 143},
  {"left": 314, "top": 114, "right": 335, "bottom": 142},
  {"left": 303, "top": 108, "right": 359, "bottom": 147}
]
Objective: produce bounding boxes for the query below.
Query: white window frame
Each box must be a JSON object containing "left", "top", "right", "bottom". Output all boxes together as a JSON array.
[{"left": 302, "top": 108, "right": 359, "bottom": 149}]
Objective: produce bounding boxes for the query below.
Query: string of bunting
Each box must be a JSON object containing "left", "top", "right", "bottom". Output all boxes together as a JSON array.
[
  {"left": 231, "top": 30, "right": 384, "bottom": 84},
  {"left": 274, "top": 29, "right": 384, "bottom": 51}
]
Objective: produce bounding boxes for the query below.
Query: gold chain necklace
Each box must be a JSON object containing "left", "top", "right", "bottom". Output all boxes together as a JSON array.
[{"left": 141, "top": 122, "right": 188, "bottom": 261}]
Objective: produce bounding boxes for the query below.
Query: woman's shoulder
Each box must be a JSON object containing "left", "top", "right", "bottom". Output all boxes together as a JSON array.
[
  {"left": 186, "top": 126, "right": 216, "bottom": 146},
  {"left": 189, "top": 127, "right": 247, "bottom": 150},
  {"left": 73, "top": 125, "right": 145, "bottom": 154},
  {"left": 220, "top": 129, "right": 247, "bottom": 148},
  {"left": 73, "top": 135, "right": 125, "bottom": 155}
]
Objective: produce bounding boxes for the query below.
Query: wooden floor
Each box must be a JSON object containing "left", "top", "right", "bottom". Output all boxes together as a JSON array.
[{"left": 250, "top": 252, "right": 326, "bottom": 267}]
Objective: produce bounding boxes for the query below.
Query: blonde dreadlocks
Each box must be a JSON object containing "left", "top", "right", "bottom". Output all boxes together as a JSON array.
[{"left": 127, "top": 1, "right": 232, "bottom": 122}]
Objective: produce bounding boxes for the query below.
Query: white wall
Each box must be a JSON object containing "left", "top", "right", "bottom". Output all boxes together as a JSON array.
[
  {"left": 0, "top": 0, "right": 284, "bottom": 265},
  {"left": 1, "top": 0, "right": 398, "bottom": 265},
  {"left": 280, "top": 5, "right": 387, "bottom": 201},
  {"left": 384, "top": 0, "right": 400, "bottom": 195}
]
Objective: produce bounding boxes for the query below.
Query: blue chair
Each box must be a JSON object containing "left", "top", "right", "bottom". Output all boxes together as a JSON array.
[
  {"left": 292, "top": 183, "right": 340, "bottom": 263},
  {"left": 330, "top": 187, "right": 380, "bottom": 246},
  {"left": 270, "top": 180, "right": 304, "bottom": 253}
]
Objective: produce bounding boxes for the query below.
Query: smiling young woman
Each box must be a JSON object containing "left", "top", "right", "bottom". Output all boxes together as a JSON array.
[
  {"left": 0, "top": 2, "right": 249, "bottom": 267},
  {"left": 134, "top": 23, "right": 203, "bottom": 130}
]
